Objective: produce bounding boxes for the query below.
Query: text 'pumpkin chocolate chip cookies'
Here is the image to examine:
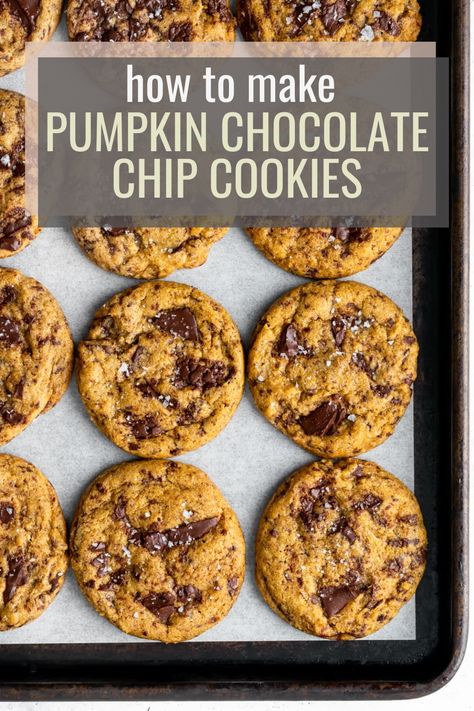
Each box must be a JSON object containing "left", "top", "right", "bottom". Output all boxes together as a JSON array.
[
  {"left": 67, "top": 0, "right": 236, "bottom": 42},
  {"left": 70, "top": 459, "right": 245, "bottom": 642},
  {"left": 0, "top": 454, "right": 68, "bottom": 631},
  {"left": 0, "top": 90, "right": 40, "bottom": 258},
  {"left": 248, "top": 227, "right": 403, "bottom": 279},
  {"left": 77, "top": 280, "right": 244, "bottom": 458},
  {"left": 0, "top": 268, "right": 74, "bottom": 445},
  {"left": 238, "top": 0, "right": 421, "bottom": 42},
  {"left": 0, "top": 0, "right": 63, "bottom": 76},
  {"left": 256, "top": 459, "right": 427, "bottom": 639},
  {"left": 72, "top": 226, "right": 228, "bottom": 279},
  {"left": 248, "top": 280, "right": 418, "bottom": 458}
]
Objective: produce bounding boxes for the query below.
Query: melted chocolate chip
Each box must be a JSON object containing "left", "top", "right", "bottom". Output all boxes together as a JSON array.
[
  {"left": 3, "top": 555, "right": 28, "bottom": 605},
  {"left": 299, "top": 398, "right": 347, "bottom": 436},
  {"left": 123, "top": 411, "right": 162, "bottom": 440},
  {"left": 399, "top": 514, "right": 418, "bottom": 525},
  {"left": 374, "top": 10, "right": 401, "bottom": 36},
  {"left": 321, "top": 0, "right": 349, "bottom": 35},
  {"left": 5, "top": 0, "right": 40, "bottom": 34},
  {"left": 351, "top": 351, "right": 374, "bottom": 378},
  {"left": 91, "top": 552, "right": 111, "bottom": 577},
  {"left": 0, "top": 402, "right": 24, "bottom": 425},
  {"left": 164, "top": 517, "right": 219, "bottom": 547},
  {"left": 329, "top": 516, "right": 356, "bottom": 543},
  {"left": 331, "top": 227, "right": 365, "bottom": 243},
  {"left": 0, "top": 285, "right": 17, "bottom": 307},
  {"left": 0, "top": 502, "right": 14, "bottom": 524},
  {"left": 168, "top": 21, "right": 193, "bottom": 41},
  {"left": 0, "top": 209, "right": 31, "bottom": 251},
  {"left": 176, "top": 584, "right": 202, "bottom": 604},
  {"left": 150, "top": 307, "right": 199, "bottom": 341},
  {"left": 0, "top": 316, "right": 20, "bottom": 346},
  {"left": 139, "top": 591, "right": 176, "bottom": 623},
  {"left": 173, "top": 357, "right": 232, "bottom": 390},
  {"left": 99, "top": 567, "right": 127, "bottom": 590},
  {"left": 276, "top": 324, "right": 300, "bottom": 357},
  {"left": 318, "top": 584, "right": 356, "bottom": 617},
  {"left": 353, "top": 493, "right": 382, "bottom": 512},
  {"left": 330, "top": 317, "right": 346, "bottom": 348}
]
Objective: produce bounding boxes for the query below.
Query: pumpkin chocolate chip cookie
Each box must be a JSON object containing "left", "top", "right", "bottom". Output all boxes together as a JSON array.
[
  {"left": 0, "top": 0, "right": 63, "bottom": 77},
  {"left": 0, "top": 453, "right": 68, "bottom": 631},
  {"left": 72, "top": 226, "right": 228, "bottom": 279},
  {"left": 70, "top": 459, "right": 245, "bottom": 642},
  {"left": 77, "top": 280, "right": 244, "bottom": 458},
  {"left": 0, "top": 89, "right": 40, "bottom": 258},
  {"left": 0, "top": 268, "right": 74, "bottom": 445},
  {"left": 256, "top": 458, "right": 427, "bottom": 639},
  {"left": 238, "top": 0, "right": 421, "bottom": 42},
  {"left": 67, "top": 0, "right": 235, "bottom": 42},
  {"left": 248, "top": 227, "right": 403, "bottom": 279},
  {"left": 248, "top": 280, "right": 418, "bottom": 458}
]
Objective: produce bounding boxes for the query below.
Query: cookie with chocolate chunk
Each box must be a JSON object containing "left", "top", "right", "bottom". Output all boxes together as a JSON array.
[
  {"left": 0, "top": 268, "right": 74, "bottom": 445},
  {"left": 0, "top": 90, "right": 40, "bottom": 258},
  {"left": 248, "top": 227, "right": 403, "bottom": 279},
  {"left": 238, "top": 0, "right": 421, "bottom": 42},
  {"left": 70, "top": 459, "right": 245, "bottom": 642},
  {"left": 72, "top": 226, "right": 228, "bottom": 279},
  {"left": 0, "top": 0, "right": 63, "bottom": 76},
  {"left": 67, "top": 0, "right": 235, "bottom": 42},
  {"left": 77, "top": 280, "right": 244, "bottom": 458},
  {"left": 248, "top": 280, "right": 417, "bottom": 458},
  {"left": 0, "top": 454, "right": 68, "bottom": 631},
  {"left": 256, "top": 458, "right": 427, "bottom": 639}
]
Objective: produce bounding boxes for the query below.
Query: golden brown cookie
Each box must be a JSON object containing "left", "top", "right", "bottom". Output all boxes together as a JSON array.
[
  {"left": 256, "top": 458, "right": 427, "bottom": 639},
  {"left": 248, "top": 280, "right": 417, "bottom": 458},
  {"left": 0, "top": 0, "right": 63, "bottom": 77},
  {"left": 67, "top": 0, "right": 235, "bottom": 41},
  {"left": 72, "top": 226, "right": 228, "bottom": 279},
  {"left": 70, "top": 459, "right": 245, "bottom": 642},
  {"left": 238, "top": 0, "right": 421, "bottom": 42},
  {"left": 0, "top": 268, "right": 74, "bottom": 445},
  {"left": 248, "top": 227, "right": 403, "bottom": 279},
  {"left": 0, "top": 453, "right": 68, "bottom": 631},
  {"left": 77, "top": 280, "right": 244, "bottom": 458},
  {"left": 0, "top": 89, "right": 41, "bottom": 258}
]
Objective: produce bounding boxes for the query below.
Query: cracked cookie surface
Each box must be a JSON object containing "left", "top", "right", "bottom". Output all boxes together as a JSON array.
[
  {"left": 0, "top": 268, "right": 74, "bottom": 445},
  {"left": 0, "top": 453, "right": 68, "bottom": 631},
  {"left": 67, "top": 0, "right": 236, "bottom": 42},
  {"left": 72, "top": 226, "right": 228, "bottom": 279},
  {"left": 0, "top": 0, "right": 63, "bottom": 76},
  {"left": 248, "top": 227, "right": 403, "bottom": 279},
  {"left": 70, "top": 459, "right": 245, "bottom": 642},
  {"left": 77, "top": 280, "right": 244, "bottom": 458},
  {"left": 256, "top": 458, "right": 427, "bottom": 639},
  {"left": 238, "top": 0, "right": 421, "bottom": 42},
  {"left": 0, "top": 90, "right": 40, "bottom": 258},
  {"left": 248, "top": 280, "right": 417, "bottom": 458}
]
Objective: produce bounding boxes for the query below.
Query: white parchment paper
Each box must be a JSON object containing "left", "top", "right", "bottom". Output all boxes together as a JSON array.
[{"left": 0, "top": 29, "right": 415, "bottom": 643}]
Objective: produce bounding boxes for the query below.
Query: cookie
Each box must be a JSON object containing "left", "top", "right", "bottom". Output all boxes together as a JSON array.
[
  {"left": 238, "top": 0, "right": 421, "bottom": 42},
  {"left": 248, "top": 280, "right": 417, "bottom": 458},
  {"left": 248, "top": 227, "right": 403, "bottom": 279},
  {"left": 0, "top": 90, "right": 40, "bottom": 258},
  {"left": 256, "top": 458, "right": 427, "bottom": 639},
  {"left": 0, "top": 268, "right": 74, "bottom": 445},
  {"left": 0, "top": 0, "right": 63, "bottom": 77},
  {"left": 0, "top": 453, "right": 68, "bottom": 631},
  {"left": 67, "top": 0, "right": 235, "bottom": 41},
  {"left": 72, "top": 226, "right": 228, "bottom": 279},
  {"left": 70, "top": 459, "right": 245, "bottom": 642},
  {"left": 77, "top": 280, "right": 244, "bottom": 458}
]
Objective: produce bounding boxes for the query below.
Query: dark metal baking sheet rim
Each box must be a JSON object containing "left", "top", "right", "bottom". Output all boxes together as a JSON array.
[{"left": 0, "top": 0, "right": 469, "bottom": 700}]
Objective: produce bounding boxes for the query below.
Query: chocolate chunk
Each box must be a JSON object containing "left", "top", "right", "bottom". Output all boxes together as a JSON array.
[
  {"left": 90, "top": 541, "right": 106, "bottom": 551},
  {"left": 385, "top": 558, "right": 403, "bottom": 575},
  {"left": 3, "top": 555, "right": 28, "bottom": 605},
  {"left": 330, "top": 317, "right": 346, "bottom": 348},
  {"left": 351, "top": 351, "right": 374, "bottom": 378},
  {"left": 150, "top": 307, "right": 199, "bottom": 341},
  {"left": 168, "top": 21, "right": 193, "bottom": 41},
  {"left": 206, "top": 0, "right": 232, "bottom": 21},
  {"left": 124, "top": 411, "right": 162, "bottom": 440},
  {"left": 372, "top": 384, "right": 391, "bottom": 397},
  {"left": 329, "top": 516, "right": 357, "bottom": 543},
  {"left": 318, "top": 584, "right": 356, "bottom": 617},
  {"left": 0, "top": 502, "right": 14, "bottom": 524},
  {"left": 99, "top": 567, "right": 127, "bottom": 590},
  {"left": 49, "top": 573, "right": 62, "bottom": 592},
  {"left": 164, "top": 517, "right": 219, "bottom": 547},
  {"left": 0, "top": 209, "right": 32, "bottom": 251},
  {"left": 139, "top": 591, "right": 176, "bottom": 623},
  {"left": 403, "top": 335, "right": 416, "bottom": 345},
  {"left": 5, "top": 0, "right": 40, "bottom": 34},
  {"left": 227, "top": 576, "right": 239, "bottom": 597},
  {"left": 176, "top": 584, "right": 202, "bottom": 604},
  {"left": 353, "top": 493, "right": 382, "bottom": 512},
  {"left": 173, "top": 357, "right": 232, "bottom": 390},
  {"left": 101, "top": 225, "right": 129, "bottom": 236},
  {"left": 388, "top": 537, "right": 419, "bottom": 548},
  {"left": 309, "top": 479, "right": 332, "bottom": 500},
  {"left": 292, "top": 1, "right": 319, "bottom": 34},
  {"left": 141, "top": 529, "right": 169, "bottom": 554},
  {"left": 331, "top": 227, "right": 365, "bottom": 243},
  {"left": 299, "top": 398, "right": 347, "bottom": 436},
  {"left": 276, "top": 324, "right": 300, "bottom": 357},
  {"left": 0, "top": 316, "right": 20, "bottom": 346},
  {"left": 321, "top": 0, "right": 349, "bottom": 35},
  {"left": 0, "top": 403, "right": 24, "bottom": 425},
  {"left": 0, "top": 285, "right": 17, "bottom": 307},
  {"left": 374, "top": 10, "right": 401, "bottom": 36},
  {"left": 399, "top": 514, "right": 418, "bottom": 525},
  {"left": 91, "top": 552, "right": 111, "bottom": 576}
]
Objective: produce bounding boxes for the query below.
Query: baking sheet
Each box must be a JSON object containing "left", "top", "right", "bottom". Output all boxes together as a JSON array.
[{"left": 0, "top": 33, "right": 415, "bottom": 643}]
